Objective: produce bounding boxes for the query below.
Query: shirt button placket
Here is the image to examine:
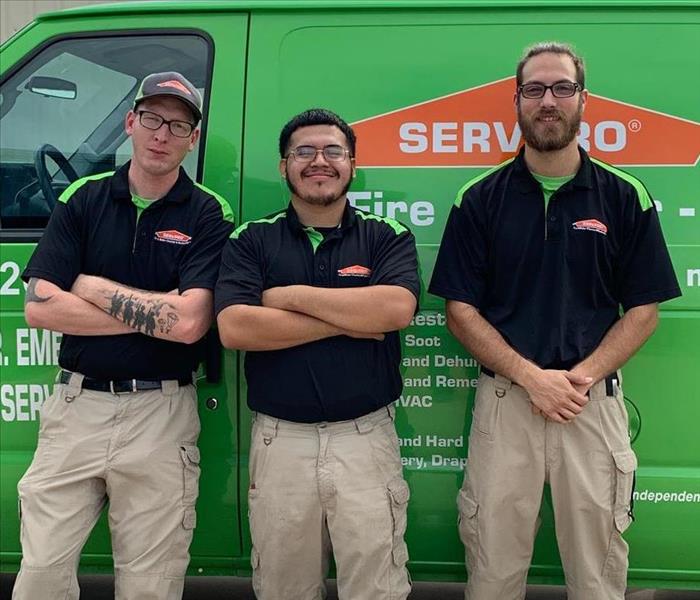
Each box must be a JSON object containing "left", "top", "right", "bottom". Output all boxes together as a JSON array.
[{"left": 317, "top": 249, "right": 330, "bottom": 284}]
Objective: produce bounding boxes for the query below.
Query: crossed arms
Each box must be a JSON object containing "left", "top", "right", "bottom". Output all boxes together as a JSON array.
[
  {"left": 446, "top": 299, "right": 659, "bottom": 424},
  {"left": 217, "top": 285, "right": 417, "bottom": 351},
  {"left": 24, "top": 275, "right": 212, "bottom": 344}
]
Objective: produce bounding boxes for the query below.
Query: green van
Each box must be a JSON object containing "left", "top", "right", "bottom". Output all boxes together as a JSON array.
[{"left": 1, "top": 0, "right": 698, "bottom": 590}]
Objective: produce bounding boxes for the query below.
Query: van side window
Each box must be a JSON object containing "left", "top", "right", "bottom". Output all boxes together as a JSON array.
[{"left": 0, "top": 34, "right": 209, "bottom": 231}]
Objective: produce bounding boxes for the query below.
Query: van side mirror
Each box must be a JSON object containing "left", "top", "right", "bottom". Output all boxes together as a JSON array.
[{"left": 25, "top": 76, "right": 77, "bottom": 100}]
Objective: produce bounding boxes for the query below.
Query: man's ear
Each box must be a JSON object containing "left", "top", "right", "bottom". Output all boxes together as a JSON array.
[
  {"left": 279, "top": 158, "right": 287, "bottom": 179},
  {"left": 188, "top": 128, "right": 201, "bottom": 151},
  {"left": 125, "top": 110, "right": 137, "bottom": 136}
]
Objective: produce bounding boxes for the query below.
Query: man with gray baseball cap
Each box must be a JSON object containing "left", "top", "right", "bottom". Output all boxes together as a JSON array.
[
  {"left": 134, "top": 71, "right": 203, "bottom": 122},
  {"left": 13, "top": 71, "right": 233, "bottom": 600}
]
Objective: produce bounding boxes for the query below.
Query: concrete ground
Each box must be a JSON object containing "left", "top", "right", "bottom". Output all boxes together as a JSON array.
[{"left": 2, "top": 574, "right": 700, "bottom": 599}]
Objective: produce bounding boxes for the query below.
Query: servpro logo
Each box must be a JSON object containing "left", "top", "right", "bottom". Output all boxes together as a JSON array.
[
  {"left": 157, "top": 80, "right": 192, "bottom": 95},
  {"left": 154, "top": 230, "right": 192, "bottom": 245},
  {"left": 572, "top": 219, "right": 608, "bottom": 236},
  {"left": 338, "top": 265, "right": 372, "bottom": 278},
  {"left": 352, "top": 76, "right": 700, "bottom": 168}
]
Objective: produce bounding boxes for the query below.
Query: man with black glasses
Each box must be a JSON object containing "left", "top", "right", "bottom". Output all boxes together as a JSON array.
[
  {"left": 430, "top": 43, "right": 680, "bottom": 599},
  {"left": 15, "top": 72, "right": 233, "bottom": 600},
  {"left": 216, "top": 108, "right": 419, "bottom": 600}
]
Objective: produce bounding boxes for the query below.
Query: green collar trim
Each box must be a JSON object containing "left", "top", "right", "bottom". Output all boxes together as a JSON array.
[{"left": 303, "top": 226, "right": 324, "bottom": 253}]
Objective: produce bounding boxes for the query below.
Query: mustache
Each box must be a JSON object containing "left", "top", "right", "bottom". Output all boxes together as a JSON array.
[
  {"left": 302, "top": 167, "right": 337, "bottom": 177},
  {"left": 536, "top": 109, "right": 565, "bottom": 119}
]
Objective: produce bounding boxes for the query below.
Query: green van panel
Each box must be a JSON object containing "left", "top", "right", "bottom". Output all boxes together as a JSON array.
[{"left": 1, "top": 0, "right": 698, "bottom": 589}]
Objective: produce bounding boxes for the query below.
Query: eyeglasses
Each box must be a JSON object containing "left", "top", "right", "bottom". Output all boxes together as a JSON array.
[
  {"left": 287, "top": 145, "right": 350, "bottom": 163},
  {"left": 137, "top": 110, "right": 195, "bottom": 138},
  {"left": 518, "top": 81, "right": 581, "bottom": 99}
]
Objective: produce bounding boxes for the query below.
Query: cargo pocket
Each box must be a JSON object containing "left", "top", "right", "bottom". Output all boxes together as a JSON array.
[
  {"left": 457, "top": 490, "right": 479, "bottom": 573},
  {"left": 387, "top": 478, "right": 410, "bottom": 567},
  {"left": 611, "top": 449, "right": 637, "bottom": 533},
  {"left": 179, "top": 444, "right": 201, "bottom": 507},
  {"left": 602, "top": 449, "right": 637, "bottom": 585},
  {"left": 164, "top": 509, "right": 198, "bottom": 579}
]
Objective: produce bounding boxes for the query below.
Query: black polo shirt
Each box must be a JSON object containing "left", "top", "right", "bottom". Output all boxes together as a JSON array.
[
  {"left": 215, "top": 201, "right": 420, "bottom": 423},
  {"left": 23, "top": 162, "right": 234, "bottom": 380},
  {"left": 429, "top": 147, "right": 681, "bottom": 370}
]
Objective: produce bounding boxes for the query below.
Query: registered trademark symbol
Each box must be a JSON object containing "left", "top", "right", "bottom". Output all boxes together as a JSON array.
[{"left": 628, "top": 119, "right": 642, "bottom": 132}]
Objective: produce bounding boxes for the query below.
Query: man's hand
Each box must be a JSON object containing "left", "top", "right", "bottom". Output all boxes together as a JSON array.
[
  {"left": 568, "top": 364, "right": 596, "bottom": 397},
  {"left": 523, "top": 369, "right": 592, "bottom": 423}
]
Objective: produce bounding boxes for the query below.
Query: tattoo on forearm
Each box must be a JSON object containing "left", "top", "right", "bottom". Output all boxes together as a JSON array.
[
  {"left": 103, "top": 289, "right": 179, "bottom": 336},
  {"left": 25, "top": 278, "right": 52, "bottom": 305}
]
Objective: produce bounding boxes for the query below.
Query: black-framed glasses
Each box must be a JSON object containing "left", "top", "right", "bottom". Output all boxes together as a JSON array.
[
  {"left": 518, "top": 81, "right": 581, "bottom": 99},
  {"left": 137, "top": 110, "right": 195, "bottom": 138},
  {"left": 287, "top": 145, "right": 350, "bottom": 163}
]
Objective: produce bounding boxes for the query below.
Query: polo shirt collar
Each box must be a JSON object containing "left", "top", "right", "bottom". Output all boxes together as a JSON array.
[
  {"left": 286, "top": 199, "right": 357, "bottom": 234},
  {"left": 513, "top": 145, "right": 594, "bottom": 194},
  {"left": 111, "top": 161, "right": 195, "bottom": 204}
]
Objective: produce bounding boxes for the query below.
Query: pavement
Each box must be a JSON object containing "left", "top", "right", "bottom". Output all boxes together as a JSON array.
[{"left": 3, "top": 574, "right": 700, "bottom": 599}]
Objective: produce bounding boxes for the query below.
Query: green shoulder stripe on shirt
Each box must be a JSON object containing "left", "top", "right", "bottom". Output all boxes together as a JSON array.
[
  {"left": 194, "top": 182, "right": 235, "bottom": 223},
  {"left": 590, "top": 157, "right": 653, "bottom": 211},
  {"left": 355, "top": 210, "right": 407, "bottom": 235},
  {"left": 454, "top": 157, "right": 515, "bottom": 207},
  {"left": 230, "top": 211, "right": 286, "bottom": 239},
  {"left": 58, "top": 171, "right": 114, "bottom": 204}
]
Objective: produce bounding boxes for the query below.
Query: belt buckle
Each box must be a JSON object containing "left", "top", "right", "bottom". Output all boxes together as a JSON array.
[{"left": 109, "top": 379, "right": 138, "bottom": 394}]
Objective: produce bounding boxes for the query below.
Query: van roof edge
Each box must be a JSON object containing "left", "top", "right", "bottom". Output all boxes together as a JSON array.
[{"left": 36, "top": 0, "right": 700, "bottom": 22}]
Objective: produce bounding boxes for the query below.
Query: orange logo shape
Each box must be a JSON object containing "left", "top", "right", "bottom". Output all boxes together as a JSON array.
[
  {"left": 352, "top": 76, "right": 700, "bottom": 168},
  {"left": 155, "top": 230, "right": 192, "bottom": 245},
  {"left": 572, "top": 219, "right": 608, "bottom": 236},
  {"left": 338, "top": 265, "right": 372, "bottom": 277},
  {"left": 156, "top": 80, "right": 192, "bottom": 95}
]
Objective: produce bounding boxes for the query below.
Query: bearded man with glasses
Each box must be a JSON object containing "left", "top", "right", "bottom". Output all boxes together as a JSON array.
[
  {"left": 430, "top": 43, "right": 680, "bottom": 599},
  {"left": 15, "top": 72, "right": 233, "bottom": 600},
  {"left": 215, "top": 108, "right": 419, "bottom": 600}
]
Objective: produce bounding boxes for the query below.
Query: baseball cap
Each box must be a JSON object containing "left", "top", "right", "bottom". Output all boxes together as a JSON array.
[{"left": 133, "top": 71, "right": 203, "bottom": 122}]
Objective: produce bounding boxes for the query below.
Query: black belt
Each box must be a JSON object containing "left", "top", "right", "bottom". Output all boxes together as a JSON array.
[
  {"left": 59, "top": 370, "right": 191, "bottom": 393},
  {"left": 480, "top": 367, "right": 619, "bottom": 395}
]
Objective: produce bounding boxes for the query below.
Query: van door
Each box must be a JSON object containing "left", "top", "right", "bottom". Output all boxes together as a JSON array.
[{"left": 0, "top": 12, "right": 248, "bottom": 572}]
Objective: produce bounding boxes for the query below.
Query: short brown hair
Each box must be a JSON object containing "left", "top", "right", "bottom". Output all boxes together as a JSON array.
[{"left": 516, "top": 42, "right": 585, "bottom": 88}]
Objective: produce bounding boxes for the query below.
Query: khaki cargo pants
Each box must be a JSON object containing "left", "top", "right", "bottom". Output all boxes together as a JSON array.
[
  {"left": 248, "top": 405, "right": 412, "bottom": 600},
  {"left": 12, "top": 372, "right": 201, "bottom": 600},
  {"left": 459, "top": 373, "right": 637, "bottom": 600}
]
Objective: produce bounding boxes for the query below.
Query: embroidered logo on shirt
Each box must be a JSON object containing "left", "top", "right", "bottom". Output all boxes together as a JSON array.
[
  {"left": 337, "top": 265, "right": 372, "bottom": 277},
  {"left": 572, "top": 219, "right": 608, "bottom": 236},
  {"left": 155, "top": 230, "right": 192, "bottom": 245}
]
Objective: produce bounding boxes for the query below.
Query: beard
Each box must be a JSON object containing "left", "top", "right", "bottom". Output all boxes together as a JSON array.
[
  {"left": 285, "top": 170, "right": 352, "bottom": 207},
  {"left": 518, "top": 98, "right": 583, "bottom": 152}
]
